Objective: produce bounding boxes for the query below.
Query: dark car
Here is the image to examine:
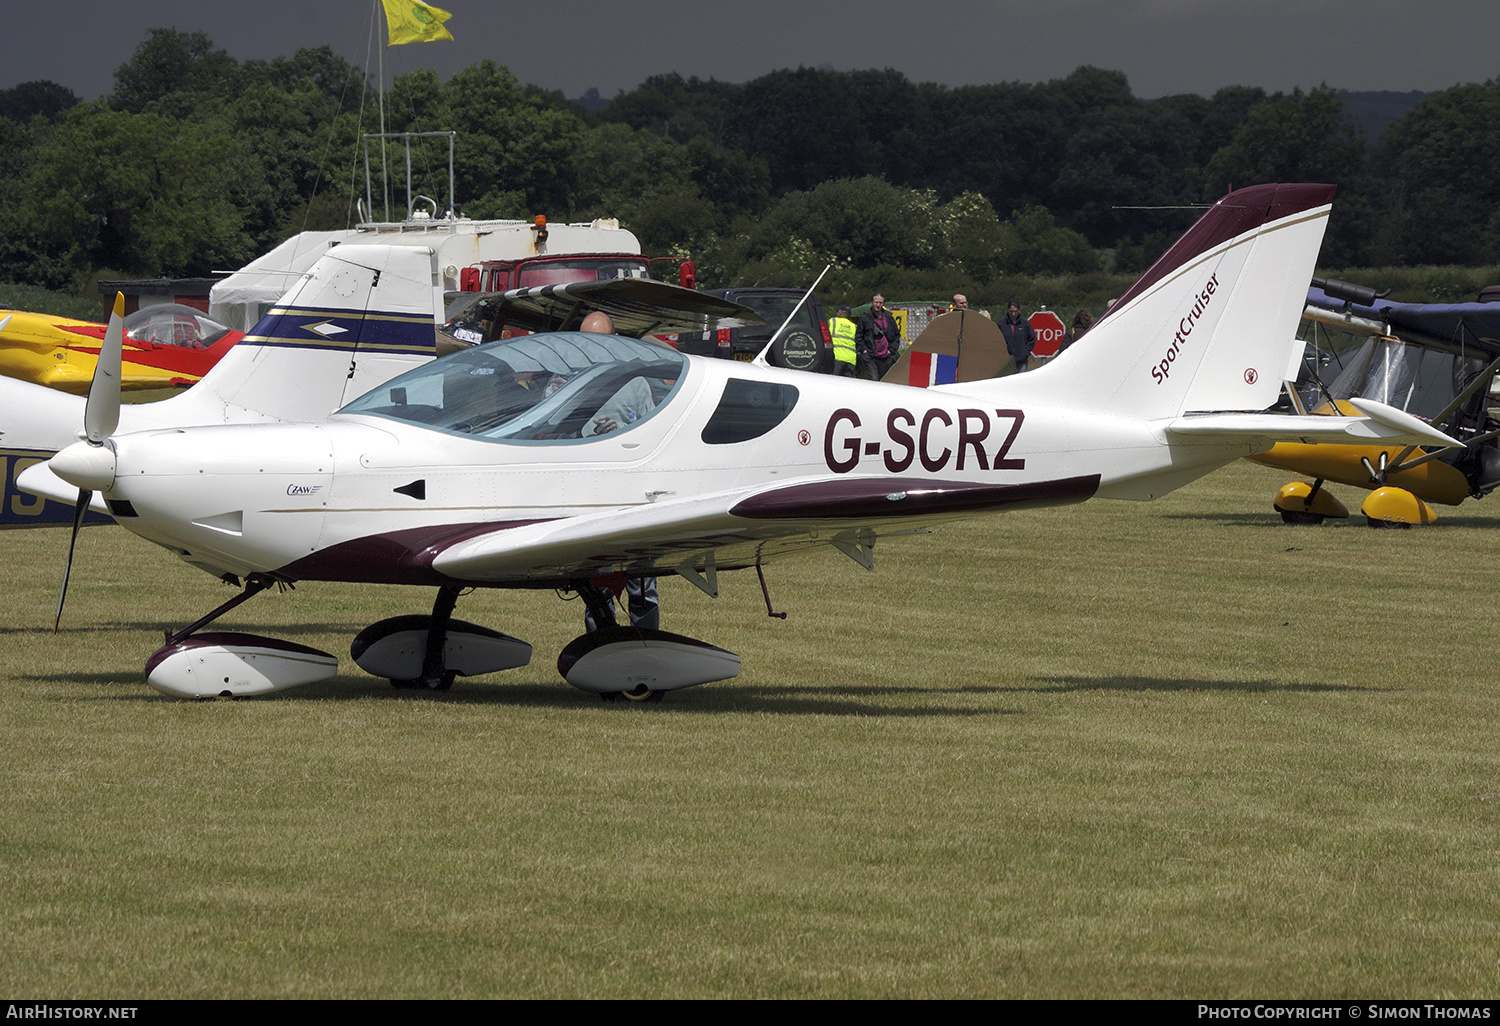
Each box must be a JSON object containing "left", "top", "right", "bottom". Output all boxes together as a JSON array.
[{"left": 671, "top": 287, "right": 833, "bottom": 373}]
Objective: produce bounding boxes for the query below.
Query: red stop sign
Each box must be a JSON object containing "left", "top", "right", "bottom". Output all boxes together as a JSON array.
[{"left": 1029, "top": 310, "right": 1067, "bottom": 358}]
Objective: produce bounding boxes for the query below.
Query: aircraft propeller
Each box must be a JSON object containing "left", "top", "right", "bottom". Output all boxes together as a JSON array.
[{"left": 51, "top": 293, "right": 124, "bottom": 632}]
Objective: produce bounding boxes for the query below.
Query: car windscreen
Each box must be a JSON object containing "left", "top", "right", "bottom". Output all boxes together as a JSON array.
[
  {"left": 517, "top": 259, "right": 651, "bottom": 288},
  {"left": 732, "top": 295, "right": 815, "bottom": 335}
]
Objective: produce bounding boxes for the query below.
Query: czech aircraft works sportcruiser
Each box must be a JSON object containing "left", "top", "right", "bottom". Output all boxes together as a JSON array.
[{"left": 40, "top": 184, "right": 1458, "bottom": 700}]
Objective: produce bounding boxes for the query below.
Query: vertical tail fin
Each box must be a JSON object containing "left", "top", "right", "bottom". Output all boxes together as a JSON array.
[
  {"left": 1021, "top": 184, "right": 1334, "bottom": 420},
  {"left": 167, "top": 244, "right": 441, "bottom": 424}
]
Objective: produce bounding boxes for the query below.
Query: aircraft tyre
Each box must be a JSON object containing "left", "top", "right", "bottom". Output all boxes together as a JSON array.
[
  {"left": 596, "top": 686, "right": 664, "bottom": 703},
  {"left": 1365, "top": 517, "right": 1411, "bottom": 530},
  {"left": 1274, "top": 481, "right": 1346, "bottom": 524},
  {"left": 389, "top": 671, "right": 456, "bottom": 691}
]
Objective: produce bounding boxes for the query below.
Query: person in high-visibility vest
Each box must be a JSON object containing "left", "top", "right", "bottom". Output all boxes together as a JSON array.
[{"left": 828, "top": 304, "right": 858, "bottom": 377}]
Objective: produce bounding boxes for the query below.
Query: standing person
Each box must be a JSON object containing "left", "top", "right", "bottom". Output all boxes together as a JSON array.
[
  {"left": 1066, "top": 307, "right": 1094, "bottom": 351},
  {"left": 952, "top": 294, "right": 969, "bottom": 311},
  {"left": 575, "top": 308, "right": 659, "bottom": 633},
  {"left": 856, "top": 293, "right": 903, "bottom": 381},
  {"left": 999, "top": 299, "right": 1035, "bottom": 372},
  {"left": 828, "top": 304, "right": 858, "bottom": 377}
]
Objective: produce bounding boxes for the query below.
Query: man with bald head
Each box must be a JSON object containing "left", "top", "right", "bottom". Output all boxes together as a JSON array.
[{"left": 580, "top": 310, "right": 615, "bottom": 334}]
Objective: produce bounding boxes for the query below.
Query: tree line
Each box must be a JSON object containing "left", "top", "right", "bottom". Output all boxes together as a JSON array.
[{"left": 0, "top": 28, "right": 1496, "bottom": 307}]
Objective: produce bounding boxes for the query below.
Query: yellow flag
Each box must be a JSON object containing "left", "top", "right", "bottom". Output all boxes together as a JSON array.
[{"left": 382, "top": 0, "right": 454, "bottom": 45}]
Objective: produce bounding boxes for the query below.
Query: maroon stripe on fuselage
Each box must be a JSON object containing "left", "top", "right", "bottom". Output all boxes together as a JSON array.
[
  {"left": 281, "top": 519, "right": 555, "bottom": 585},
  {"left": 730, "top": 475, "right": 1100, "bottom": 520},
  {"left": 1098, "top": 183, "right": 1336, "bottom": 329}
]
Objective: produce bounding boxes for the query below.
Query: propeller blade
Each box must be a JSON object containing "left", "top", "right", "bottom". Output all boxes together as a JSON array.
[
  {"left": 56, "top": 293, "right": 125, "bottom": 631},
  {"left": 84, "top": 293, "right": 125, "bottom": 444},
  {"left": 54, "top": 488, "right": 93, "bottom": 633}
]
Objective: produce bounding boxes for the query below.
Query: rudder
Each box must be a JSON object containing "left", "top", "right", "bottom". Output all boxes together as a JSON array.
[{"left": 1022, "top": 184, "right": 1334, "bottom": 421}]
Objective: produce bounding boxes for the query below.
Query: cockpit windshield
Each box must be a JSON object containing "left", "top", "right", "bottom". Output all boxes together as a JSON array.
[
  {"left": 339, "top": 332, "right": 688, "bottom": 444},
  {"left": 1328, "top": 337, "right": 1488, "bottom": 422},
  {"left": 122, "top": 304, "right": 232, "bottom": 349}
]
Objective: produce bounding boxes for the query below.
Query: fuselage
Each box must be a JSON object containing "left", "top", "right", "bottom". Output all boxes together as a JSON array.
[{"left": 73, "top": 333, "right": 1253, "bottom": 586}]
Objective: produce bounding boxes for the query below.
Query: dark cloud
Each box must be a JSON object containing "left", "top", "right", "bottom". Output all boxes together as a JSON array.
[{"left": 7, "top": 0, "right": 1499, "bottom": 102}]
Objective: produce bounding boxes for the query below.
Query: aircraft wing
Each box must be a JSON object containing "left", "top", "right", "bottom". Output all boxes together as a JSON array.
[
  {"left": 428, "top": 473, "right": 1101, "bottom": 587},
  {"left": 443, "top": 279, "right": 764, "bottom": 345},
  {"left": 1167, "top": 399, "right": 1463, "bottom": 449}
]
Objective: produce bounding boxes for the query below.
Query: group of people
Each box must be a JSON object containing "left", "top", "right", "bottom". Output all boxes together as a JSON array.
[
  {"left": 829, "top": 293, "right": 1097, "bottom": 379},
  {"left": 828, "top": 293, "right": 904, "bottom": 380}
]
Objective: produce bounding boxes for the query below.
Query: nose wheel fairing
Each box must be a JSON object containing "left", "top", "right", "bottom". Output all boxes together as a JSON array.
[{"left": 145, "top": 632, "right": 339, "bottom": 698}]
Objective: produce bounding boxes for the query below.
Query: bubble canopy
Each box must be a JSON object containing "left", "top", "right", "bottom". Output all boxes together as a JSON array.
[{"left": 338, "top": 331, "right": 688, "bottom": 444}]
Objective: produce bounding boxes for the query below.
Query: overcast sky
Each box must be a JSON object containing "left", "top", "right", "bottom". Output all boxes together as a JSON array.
[{"left": 5, "top": 0, "right": 1497, "bottom": 102}]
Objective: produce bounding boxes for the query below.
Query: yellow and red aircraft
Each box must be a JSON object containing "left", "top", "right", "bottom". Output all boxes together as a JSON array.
[
  {"left": 1253, "top": 278, "right": 1500, "bottom": 527},
  {"left": 0, "top": 303, "right": 243, "bottom": 394}
]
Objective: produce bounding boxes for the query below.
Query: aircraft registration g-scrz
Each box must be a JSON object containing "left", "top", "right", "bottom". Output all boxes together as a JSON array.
[{"left": 30, "top": 183, "right": 1461, "bottom": 702}]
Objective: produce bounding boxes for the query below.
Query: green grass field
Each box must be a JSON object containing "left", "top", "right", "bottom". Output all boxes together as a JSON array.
[{"left": 2, "top": 461, "right": 1497, "bottom": 998}]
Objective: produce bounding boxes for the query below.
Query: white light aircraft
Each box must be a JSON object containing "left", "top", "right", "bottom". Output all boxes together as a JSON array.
[{"left": 32, "top": 184, "right": 1460, "bottom": 701}]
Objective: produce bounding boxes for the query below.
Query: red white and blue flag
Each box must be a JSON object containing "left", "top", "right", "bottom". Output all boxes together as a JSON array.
[{"left": 907, "top": 351, "right": 958, "bottom": 387}]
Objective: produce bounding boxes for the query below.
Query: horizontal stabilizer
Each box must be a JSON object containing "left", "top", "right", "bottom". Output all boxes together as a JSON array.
[{"left": 1167, "top": 399, "right": 1462, "bottom": 449}]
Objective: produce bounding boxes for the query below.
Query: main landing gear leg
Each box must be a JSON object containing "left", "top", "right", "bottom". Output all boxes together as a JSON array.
[
  {"left": 571, "top": 579, "right": 666, "bottom": 703},
  {"left": 392, "top": 586, "right": 460, "bottom": 691}
]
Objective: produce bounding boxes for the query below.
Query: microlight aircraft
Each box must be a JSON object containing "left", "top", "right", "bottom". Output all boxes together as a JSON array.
[
  {"left": 1254, "top": 278, "right": 1500, "bottom": 526},
  {"left": 37, "top": 184, "right": 1461, "bottom": 701},
  {"left": 0, "top": 303, "right": 244, "bottom": 394}
]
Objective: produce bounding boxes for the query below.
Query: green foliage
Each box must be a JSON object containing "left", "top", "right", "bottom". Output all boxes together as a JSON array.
[
  {"left": 1312, "top": 264, "right": 1500, "bottom": 304},
  {"left": 1375, "top": 80, "right": 1500, "bottom": 265},
  {"left": 111, "top": 28, "right": 242, "bottom": 116},
  {"left": 745, "top": 177, "right": 944, "bottom": 273},
  {"left": 429, "top": 60, "right": 586, "bottom": 216},
  {"left": 0, "top": 280, "right": 102, "bottom": 320},
  {"left": 0, "top": 103, "right": 251, "bottom": 287},
  {"left": 2, "top": 26, "right": 1496, "bottom": 295},
  {"left": 1202, "top": 86, "right": 1375, "bottom": 265},
  {"left": 601, "top": 72, "right": 740, "bottom": 145},
  {"left": 1203, "top": 86, "right": 1368, "bottom": 192},
  {"left": 0, "top": 80, "right": 80, "bottom": 124},
  {"left": 999, "top": 206, "right": 1100, "bottom": 275}
]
